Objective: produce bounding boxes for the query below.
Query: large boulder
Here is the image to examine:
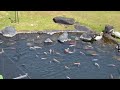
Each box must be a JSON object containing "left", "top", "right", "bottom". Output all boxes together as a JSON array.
[
  {"left": 74, "top": 22, "right": 93, "bottom": 33},
  {"left": 58, "top": 32, "right": 69, "bottom": 43},
  {"left": 53, "top": 16, "right": 75, "bottom": 25},
  {"left": 1, "top": 26, "right": 17, "bottom": 37}
]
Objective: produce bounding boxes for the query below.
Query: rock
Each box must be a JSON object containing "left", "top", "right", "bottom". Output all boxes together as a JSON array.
[
  {"left": 74, "top": 22, "right": 93, "bottom": 33},
  {"left": 44, "top": 38, "right": 53, "bottom": 43},
  {"left": 112, "top": 31, "right": 120, "bottom": 39},
  {"left": 53, "top": 16, "right": 75, "bottom": 25},
  {"left": 58, "top": 32, "right": 69, "bottom": 43},
  {"left": 46, "top": 32, "right": 56, "bottom": 35},
  {"left": 103, "top": 25, "right": 114, "bottom": 34},
  {"left": 1, "top": 26, "right": 17, "bottom": 37},
  {"left": 93, "top": 32, "right": 103, "bottom": 41},
  {"left": 102, "top": 33, "right": 118, "bottom": 45},
  {"left": 75, "top": 36, "right": 79, "bottom": 40},
  {"left": 80, "top": 32, "right": 95, "bottom": 42},
  {"left": 116, "top": 43, "right": 120, "bottom": 52}
]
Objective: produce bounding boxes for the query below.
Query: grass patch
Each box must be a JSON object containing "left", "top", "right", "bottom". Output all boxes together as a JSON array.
[{"left": 0, "top": 11, "right": 120, "bottom": 32}]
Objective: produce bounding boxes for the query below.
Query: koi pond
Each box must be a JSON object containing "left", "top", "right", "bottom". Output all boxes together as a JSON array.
[{"left": 0, "top": 31, "right": 120, "bottom": 79}]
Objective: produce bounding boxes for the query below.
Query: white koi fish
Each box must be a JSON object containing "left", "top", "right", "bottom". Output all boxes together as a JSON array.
[
  {"left": 53, "top": 58, "right": 60, "bottom": 63},
  {"left": 65, "top": 66, "right": 70, "bottom": 69},
  {"left": 94, "top": 62, "right": 100, "bottom": 69},
  {"left": 13, "top": 73, "right": 28, "bottom": 79},
  {"left": 107, "top": 64, "right": 116, "bottom": 67}
]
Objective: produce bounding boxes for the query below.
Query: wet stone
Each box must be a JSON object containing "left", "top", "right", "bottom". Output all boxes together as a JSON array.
[
  {"left": 44, "top": 38, "right": 53, "bottom": 43},
  {"left": 58, "top": 32, "right": 68, "bottom": 43},
  {"left": 103, "top": 25, "right": 114, "bottom": 34},
  {"left": 1, "top": 26, "right": 17, "bottom": 37},
  {"left": 75, "top": 37, "right": 79, "bottom": 40},
  {"left": 80, "top": 32, "right": 95, "bottom": 42}
]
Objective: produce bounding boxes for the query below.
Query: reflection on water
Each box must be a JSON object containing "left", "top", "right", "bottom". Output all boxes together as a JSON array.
[{"left": 0, "top": 32, "right": 120, "bottom": 79}]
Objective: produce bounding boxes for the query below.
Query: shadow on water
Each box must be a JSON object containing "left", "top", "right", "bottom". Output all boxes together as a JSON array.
[{"left": 0, "top": 32, "right": 120, "bottom": 79}]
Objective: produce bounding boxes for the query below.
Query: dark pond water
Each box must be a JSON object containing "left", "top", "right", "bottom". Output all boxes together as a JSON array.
[{"left": 0, "top": 31, "right": 120, "bottom": 79}]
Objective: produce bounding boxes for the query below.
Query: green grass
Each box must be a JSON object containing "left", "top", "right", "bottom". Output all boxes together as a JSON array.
[{"left": 0, "top": 11, "right": 120, "bottom": 32}]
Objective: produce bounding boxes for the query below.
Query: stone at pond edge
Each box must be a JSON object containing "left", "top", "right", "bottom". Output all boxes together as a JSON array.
[
  {"left": 74, "top": 22, "right": 93, "bottom": 33},
  {"left": 80, "top": 32, "right": 95, "bottom": 42},
  {"left": 1, "top": 26, "right": 17, "bottom": 37},
  {"left": 58, "top": 32, "right": 69, "bottom": 43},
  {"left": 103, "top": 25, "right": 114, "bottom": 34}
]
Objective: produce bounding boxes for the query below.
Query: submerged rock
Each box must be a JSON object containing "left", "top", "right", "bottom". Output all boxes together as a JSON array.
[
  {"left": 1, "top": 26, "right": 17, "bottom": 37},
  {"left": 44, "top": 38, "right": 53, "bottom": 43},
  {"left": 75, "top": 36, "right": 79, "bottom": 40},
  {"left": 53, "top": 16, "right": 75, "bottom": 25},
  {"left": 58, "top": 32, "right": 69, "bottom": 43}
]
